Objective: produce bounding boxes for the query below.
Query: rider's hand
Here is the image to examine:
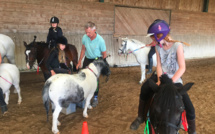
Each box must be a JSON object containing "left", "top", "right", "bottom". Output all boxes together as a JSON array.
[
  {"left": 76, "top": 62, "right": 81, "bottom": 70},
  {"left": 156, "top": 81, "right": 161, "bottom": 86},
  {"left": 51, "top": 70, "right": 56, "bottom": 76}
]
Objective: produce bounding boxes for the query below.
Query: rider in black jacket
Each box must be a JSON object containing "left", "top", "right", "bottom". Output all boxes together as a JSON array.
[
  {"left": 46, "top": 16, "right": 63, "bottom": 48},
  {"left": 45, "top": 36, "right": 70, "bottom": 80}
]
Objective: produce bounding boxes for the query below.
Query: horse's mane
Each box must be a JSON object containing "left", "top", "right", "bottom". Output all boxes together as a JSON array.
[
  {"left": 28, "top": 41, "right": 49, "bottom": 48},
  {"left": 129, "top": 39, "right": 145, "bottom": 46},
  {"left": 154, "top": 75, "right": 179, "bottom": 116}
]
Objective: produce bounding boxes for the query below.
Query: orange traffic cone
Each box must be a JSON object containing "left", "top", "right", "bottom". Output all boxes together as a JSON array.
[
  {"left": 36, "top": 66, "right": 39, "bottom": 75},
  {"left": 82, "top": 121, "right": 89, "bottom": 134}
]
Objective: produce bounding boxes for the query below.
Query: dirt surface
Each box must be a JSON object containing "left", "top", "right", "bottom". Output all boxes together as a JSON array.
[{"left": 0, "top": 58, "right": 215, "bottom": 134}]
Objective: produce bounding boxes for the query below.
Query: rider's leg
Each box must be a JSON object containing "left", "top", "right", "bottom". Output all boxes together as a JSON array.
[
  {"left": 146, "top": 46, "right": 155, "bottom": 74},
  {"left": 174, "top": 83, "right": 196, "bottom": 134},
  {"left": 182, "top": 93, "right": 196, "bottom": 134},
  {"left": 0, "top": 87, "right": 8, "bottom": 114},
  {"left": 130, "top": 74, "right": 157, "bottom": 130},
  {"left": 130, "top": 97, "right": 147, "bottom": 130}
]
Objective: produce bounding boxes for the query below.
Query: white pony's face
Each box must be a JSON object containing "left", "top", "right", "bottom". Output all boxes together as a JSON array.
[{"left": 118, "top": 40, "right": 127, "bottom": 55}]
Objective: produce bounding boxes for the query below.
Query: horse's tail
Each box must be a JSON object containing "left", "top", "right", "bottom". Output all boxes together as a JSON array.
[{"left": 42, "top": 81, "right": 51, "bottom": 122}]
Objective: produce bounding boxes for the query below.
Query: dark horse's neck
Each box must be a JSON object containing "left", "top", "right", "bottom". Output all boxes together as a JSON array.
[{"left": 35, "top": 42, "right": 50, "bottom": 70}]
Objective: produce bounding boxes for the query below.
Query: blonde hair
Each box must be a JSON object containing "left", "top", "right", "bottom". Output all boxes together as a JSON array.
[
  {"left": 156, "top": 34, "right": 190, "bottom": 46},
  {"left": 58, "top": 50, "right": 66, "bottom": 63}
]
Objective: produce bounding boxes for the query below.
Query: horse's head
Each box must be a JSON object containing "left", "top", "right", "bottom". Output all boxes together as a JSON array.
[
  {"left": 148, "top": 74, "right": 194, "bottom": 134},
  {"left": 24, "top": 41, "right": 37, "bottom": 69},
  {"left": 93, "top": 57, "right": 111, "bottom": 81},
  {"left": 118, "top": 37, "right": 128, "bottom": 55}
]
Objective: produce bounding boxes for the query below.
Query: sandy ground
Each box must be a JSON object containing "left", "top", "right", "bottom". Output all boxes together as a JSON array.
[{"left": 0, "top": 58, "right": 215, "bottom": 134}]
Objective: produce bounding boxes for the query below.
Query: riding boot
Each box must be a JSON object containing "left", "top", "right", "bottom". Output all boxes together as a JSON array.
[
  {"left": 130, "top": 98, "right": 146, "bottom": 130},
  {"left": 188, "top": 119, "right": 197, "bottom": 134},
  {"left": 146, "top": 58, "right": 153, "bottom": 74},
  {"left": 0, "top": 87, "right": 8, "bottom": 114}
]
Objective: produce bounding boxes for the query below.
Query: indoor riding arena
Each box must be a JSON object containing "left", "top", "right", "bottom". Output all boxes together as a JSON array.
[{"left": 0, "top": 0, "right": 215, "bottom": 134}]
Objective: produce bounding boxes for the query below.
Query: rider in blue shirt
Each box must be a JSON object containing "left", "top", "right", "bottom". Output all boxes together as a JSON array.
[{"left": 76, "top": 21, "right": 107, "bottom": 107}]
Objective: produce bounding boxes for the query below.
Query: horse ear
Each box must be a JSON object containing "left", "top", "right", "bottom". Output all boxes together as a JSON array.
[
  {"left": 178, "top": 82, "right": 194, "bottom": 95},
  {"left": 23, "top": 41, "right": 28, "bottom": 47},
  {"left": 148, "top": 79, "right": 159, "bottom": 92}
]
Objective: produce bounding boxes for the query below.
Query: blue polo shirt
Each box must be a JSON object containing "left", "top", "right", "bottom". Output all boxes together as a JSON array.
[{"left": 82, "top": 33, "right": 106, "bottom": 59}]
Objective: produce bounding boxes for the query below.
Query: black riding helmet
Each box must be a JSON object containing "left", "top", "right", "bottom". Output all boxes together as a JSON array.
[
  {"left": 50, "top": 16, "right": 59, "bottom": 23},
  {"left": 56, "top": 36, "right": 68, "bottom": 46}
]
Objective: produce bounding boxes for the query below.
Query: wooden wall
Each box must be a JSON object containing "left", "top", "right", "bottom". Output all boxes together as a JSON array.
[
  {"left": 115, "top": 7, "right": 170, "bottom": 36},
  {"left": 0, "top": 0, "right": 215, "bottom": 69},
  {"left": 0, "top": 0, "right": 115, "bottom": 69}
]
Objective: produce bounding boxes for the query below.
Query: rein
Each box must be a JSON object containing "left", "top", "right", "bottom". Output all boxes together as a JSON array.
[{"left": 0, "top": 76, "right": 12, "bottom": 85}]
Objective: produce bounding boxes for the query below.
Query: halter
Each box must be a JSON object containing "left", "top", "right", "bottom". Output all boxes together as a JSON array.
[
  {"left": 152, "top": 118, "right": 182, "bottom": 134},
  {"left": 119, "top": 40, "right": 147, "bottom": 55},
  {"left": 118, "top": 40, "right": 127, "bottom": 54},
  {"left": 147, "top": 94, "right": 183, "bottom": 134},
  {"left": 87, "top": 66, "right": 98, "bottom": 78}
]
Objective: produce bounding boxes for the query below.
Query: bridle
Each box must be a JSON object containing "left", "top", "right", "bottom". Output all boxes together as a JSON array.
[
  {"left": 118, "top": 40, "right": 127, "bottom": 55},
  {"left": 153, "top": 120, "right": 182, "bottom": 134},
  {"left": 26, "top": 48, "right": 37, "bottom": 64},
  {"left": 151, "top": 95, "right": 184, "bottom": 134}
]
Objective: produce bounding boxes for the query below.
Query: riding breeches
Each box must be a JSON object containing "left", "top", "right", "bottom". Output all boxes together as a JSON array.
[
  {"left": 140, "top": 74, "right": 196, "bottom": 120},
  {"left": 148, "top": 46, "right": 155, "bottom": 59}
]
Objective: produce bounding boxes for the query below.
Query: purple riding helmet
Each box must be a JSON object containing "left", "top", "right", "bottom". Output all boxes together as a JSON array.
[{"left": 147, "top": 19, "right": 170, "bottom": 42}]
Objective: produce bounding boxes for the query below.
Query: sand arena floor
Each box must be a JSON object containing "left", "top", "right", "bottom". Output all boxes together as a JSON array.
[{"left": 0, "top": 58, "right": 215, "bottom": 134}]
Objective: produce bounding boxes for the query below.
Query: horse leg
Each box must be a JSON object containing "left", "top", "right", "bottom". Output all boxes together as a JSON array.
[
  {"left": 51, "top": 102, "right": 60, "bottom": 126},
  {"left": 83, "top": 93, "right": 94, "bottom": 118},
  {"left": 4, "top": 90, "right": 10, "bottom": 105},
  {"left": 139, "top": 64, "right": 146, "bottom": 84},
  {"left": 52, "top": 105, "right": 62, "bottom": 134},
  {"left": 14, "top": 85, "right": 22, "bottom": 104}
]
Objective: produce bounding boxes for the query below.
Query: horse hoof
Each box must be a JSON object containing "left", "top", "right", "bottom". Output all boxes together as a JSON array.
[
  {"left": 83, "top": 114, "right": 89, "bottom": 118},
  {"left": 3, "top": 111, "right": 8, "bottom": 116},
  {"left": 139, "top": 81, "right": 142, "bottom": 84},
  {"left": 88, "top": 105, "right": 93, "bottom": 109}
]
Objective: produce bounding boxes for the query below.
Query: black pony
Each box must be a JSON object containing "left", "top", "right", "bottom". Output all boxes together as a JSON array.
[
  {"left": 147, "top": 74, "right": 194, "bottom": 134},
  {"left": 24, "top": 36, "right": 78, "bottom": 80}
]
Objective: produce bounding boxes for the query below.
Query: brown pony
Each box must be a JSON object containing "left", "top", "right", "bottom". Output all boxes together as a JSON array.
[{"left": 24, "top": 36, "right": 78, "bottom": 81}]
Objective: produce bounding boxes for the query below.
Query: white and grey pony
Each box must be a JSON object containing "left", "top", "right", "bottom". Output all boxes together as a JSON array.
[
  {"left": 118, "top": 38, "right": 157, "bottom": 84},
  {"left": 0, "top": 63, "right": 22, "bottom": 105},
  {"left": 42, "top": 58, "right": 111, "bottom": 134},
  {"left": 0, "top": 34, "right": 15, "bottom": 64}
]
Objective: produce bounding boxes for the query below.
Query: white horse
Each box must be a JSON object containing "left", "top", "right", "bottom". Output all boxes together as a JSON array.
[
  {"left": 42, "top": 58, "right": 111, "bottom": 134},
  {"left": 0, "top": 34, "right": 15, "bottom": 64},
  {"left": 0, "top": 63, "right": 22, "bottom": 105},
  {"left": 118, "top": 38, "right": 157, "bottom": 84}
]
